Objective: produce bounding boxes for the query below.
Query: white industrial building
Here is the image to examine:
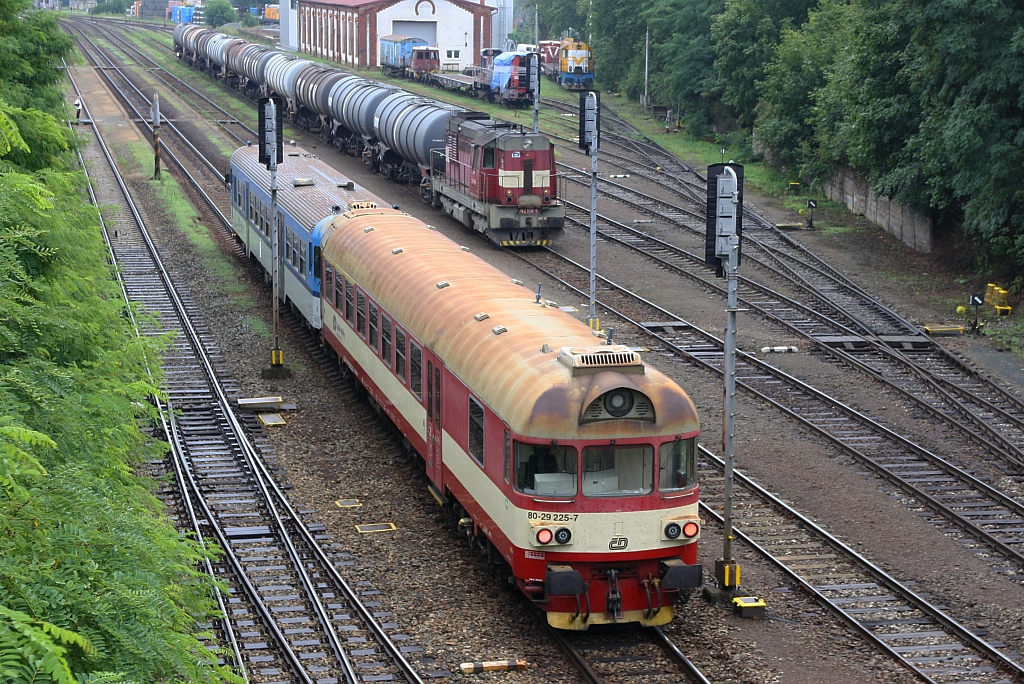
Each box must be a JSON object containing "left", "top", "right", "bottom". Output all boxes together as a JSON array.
[{"left": 282, "top": 0, "right": 513, "bottom": 68}]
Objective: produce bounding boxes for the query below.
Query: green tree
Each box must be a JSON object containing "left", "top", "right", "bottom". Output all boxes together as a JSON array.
[
  {"left": 755, "top": 0, "right": 851, "bottom": 171},
  {"left": 712, "top": 0, "right": 817, "bottom": 125},
  {"left": 0, "top": 0, "right": 74, "bottom": 114},
  {"left": 205, "top": 0, "right": 238, "bottom": 28}
]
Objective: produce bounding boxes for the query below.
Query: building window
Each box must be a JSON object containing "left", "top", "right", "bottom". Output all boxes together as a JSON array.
[
  {"left": 468, "top": 397, "right": 484, "bottom": 466},
  {"left": 446, "top": 49, "right": 460, "bottom": 59},
  {"left": 369, "top": 302, "right": 379, "bottom": 351},
  {"left": 381, "top": 315, "right": 392, "bottom": 367},
  {"left": 395, "top": 328, "right": 406, "bottom": 382},
  {"left": 410, "top": 342, "right": 422, "bottom": 399}
]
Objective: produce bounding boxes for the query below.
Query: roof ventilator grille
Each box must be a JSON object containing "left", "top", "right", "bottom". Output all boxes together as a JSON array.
[{"left": 558, "top": 345, "right": 645, "bottom": 376}]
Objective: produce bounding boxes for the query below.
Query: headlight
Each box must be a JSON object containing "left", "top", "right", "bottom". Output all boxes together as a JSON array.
[
  {"left": 555, "top": 527, "right": 572, "bottom": 544},
  {"left": 604, "top": 388, "right": 634, "bottom": 417},
  {"left": 664, "top": 522, "right": 682, "bottom": 539}
]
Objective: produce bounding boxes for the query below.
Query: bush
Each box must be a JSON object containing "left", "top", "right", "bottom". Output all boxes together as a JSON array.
[{"left": 205, "top": 0, "right": 238, "bottom": 27}]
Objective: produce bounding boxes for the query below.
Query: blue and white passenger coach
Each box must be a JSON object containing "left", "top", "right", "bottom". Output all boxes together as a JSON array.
[{"left": 228, "top": 144, "right": 382, "bottom": 328}]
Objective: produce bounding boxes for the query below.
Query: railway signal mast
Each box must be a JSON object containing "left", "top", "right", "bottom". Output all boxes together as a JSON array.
[
  {"left": 708, "top": 163, "right": 744, "bottom": 595},
  {"left": 530, "top": 52, "right": 540, "bottom": 133},
  {"left": 579, "top": 91, "right": 600, "bottom": 329},
  {"left": 259, "top": 96, "right": 292, "bottom": 379}
]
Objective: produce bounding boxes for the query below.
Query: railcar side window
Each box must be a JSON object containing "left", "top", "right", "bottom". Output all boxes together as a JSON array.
[
  {"left": 434, "top": 366, "right": 440, "bottom": 429},
  {"left": 313, "top": 247, "right": 322, "bottom": 279},
  {"left": 427, "top": 360, "right": 434, "bottom": 420},
  {"left": 515, "top": 443, "right": 577, "bottom": 496},
  {"left": 344, "top": 279, "right": 354, "bottom": 322},
  {"left": 381, "top": 316, "right": 392, "bottom": 367},
  {"left": 468, "top": 397, "right": 484, "bottom": 466},
  {"left": 395, "top": 329, "right": 406, "bottom": 381},
  {"left": 582, "top": 445, "right": 653, "bottom": 496},
  {"left": 299, "top": 240, "right": 306, "bottom": 275},
  {"left": 504, "top": 431, "right": 510, "bottom": 484},
  {"left": 410, "top": 343, "right": 422, "bottom": 399},
  {"left": 658, "top": 438, "right": 698, "bottom": 492},
  {"left": 356, "top": 290, "right": 366, "bottom": 336},
  {"left": 369, "top": 302, "right": 379, "bottom": 350}
]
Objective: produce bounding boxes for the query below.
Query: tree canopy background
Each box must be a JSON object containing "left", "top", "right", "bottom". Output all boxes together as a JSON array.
[{"left": 531, "top": 0, "right": 1024, "bottom": 276}]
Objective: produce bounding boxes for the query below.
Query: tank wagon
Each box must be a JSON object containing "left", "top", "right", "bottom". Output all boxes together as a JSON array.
[
  {"left": 228, "top": 147, "right": 704, "bottom": 629},
  {"left": 174, "top": 26, "right": 564, "bottom": 246}
]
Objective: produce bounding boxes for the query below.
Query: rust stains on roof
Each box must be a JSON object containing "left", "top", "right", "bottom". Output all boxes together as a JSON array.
[{"left": 323, "top": 208, "right": 699, "bottom": 440}]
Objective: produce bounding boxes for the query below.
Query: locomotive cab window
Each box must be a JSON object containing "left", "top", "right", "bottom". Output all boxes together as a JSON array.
[
  {"left": 515, "top": 443, "right": 577, "bottom": 496},
  {"left": 483, "top": 146, "right": 495, "bottom": 169},
  {"left": 583, "top": 444, "right": 653, "bottom": 496},
  {"left": 468, "top": 397, "right": 484, "bottom": 466},
  {"left": 659, "top": 437, "right": 698, "bottom": 492}
]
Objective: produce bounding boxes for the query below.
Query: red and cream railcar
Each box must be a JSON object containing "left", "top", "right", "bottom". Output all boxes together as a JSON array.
[{"left": 319, "top": 207, "right": 702, "bottom": 629}]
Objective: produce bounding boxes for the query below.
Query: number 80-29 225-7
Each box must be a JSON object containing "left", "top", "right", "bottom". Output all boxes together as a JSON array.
[{"left": 528, "top": 512, "right": 578, "bottom": 522}]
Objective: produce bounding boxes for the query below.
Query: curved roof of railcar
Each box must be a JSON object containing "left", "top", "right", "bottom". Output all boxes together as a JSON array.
[
  {"left": 322, "top": 208, "right": 699, "bottom": 440},
  {"left": 230, "top": 145, "right": 381, "bottom": 229}
]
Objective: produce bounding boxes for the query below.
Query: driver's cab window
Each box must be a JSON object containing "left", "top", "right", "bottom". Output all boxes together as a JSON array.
[
  {"left": 659, "top": 437, "right": 698, "bottom": 492},
  {"left": 483, "top": 146, "right": 495, "bottom": 169},
  {"left": 515, "top": 443, "right": 577, "bottom": 496}
]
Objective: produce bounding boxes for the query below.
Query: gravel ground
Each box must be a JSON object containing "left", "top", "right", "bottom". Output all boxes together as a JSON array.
[{"left": 74, "top": 28, "right": 1024, "bottom": 683}]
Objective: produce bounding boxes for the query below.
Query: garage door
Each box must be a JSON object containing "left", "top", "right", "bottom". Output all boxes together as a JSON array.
[{"left": 392, "top": 20, "right": 437, "bottom": 46}]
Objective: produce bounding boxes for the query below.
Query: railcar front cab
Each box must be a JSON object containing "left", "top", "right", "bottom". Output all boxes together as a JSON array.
[{"left": 510, "top": 348, "right": 702, "bottom": 630}]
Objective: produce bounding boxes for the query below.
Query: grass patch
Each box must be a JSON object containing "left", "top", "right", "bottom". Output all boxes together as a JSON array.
[
  {"left": 244, "top": 314, "right": 271, "bottom": 338},
  {"left": 987, "top": 320, "right": 1024, "bottom": 360},
  {"left": 126, "top": 140, "right": 254, "bottom": 308}
]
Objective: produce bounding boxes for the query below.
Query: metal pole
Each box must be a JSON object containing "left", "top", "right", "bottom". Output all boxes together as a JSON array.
[
  {"left": 587, "top": 128, "right": 598, "bottom": 330},
  {"left": 151, "top": 93, "right": 160, "bottom": 180},
  {"left": 532, "top": 53, "right": 540, "bottom": 134},
  {"left": 721, "top": 164, "right": 739, "bottom": 567},
  {"left": 535, "top": 4, "right": 539, "bottom": 45},
  {"left": 643, "top": 26, "right": 649, "bottom": 110},
  {"left": 269, "top": 99, "right": 282, "bottom": 365}
]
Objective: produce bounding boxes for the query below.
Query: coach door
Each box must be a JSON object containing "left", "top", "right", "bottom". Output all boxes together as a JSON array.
[{"left": 425, "top": 353, "right": 444, "bottom": 486}]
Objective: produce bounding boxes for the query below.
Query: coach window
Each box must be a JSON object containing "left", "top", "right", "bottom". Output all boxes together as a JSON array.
[
  {"left": 583, "top": 444, "right": 653, "bottom": 496},
  {"left": 356, "top": 290, "right": 366, "bottom": 337},
  {"left": 369, "top": 301, "right": 379, "bottom": 350},
  {"left": 395, "top": 328, "right": 406, "bottom": 382},
  {"left": 503, "top": 430, "right": 511, "bottom": 484},
  {"left": 658, "top": 437, "right": 698, "bottom": 492},
  {"left": 427, "top": 360, "right": 434, "bottom": 421},
  {"left": 434, "top": 366, "right": 441, "bottom": 429},
  {"left": 468, "top": 397, "right": 484, "bottom": 466},
  {"left": 345, "top": 279, "right": 354, "bottom": 323},
  {"left": 324, "top": 262, "right": 333, "bottom": 298},
  {"left": 410, "top": 343, "right": 422, "bottom": 399},
  {"left": 515, "top": 442, "right": 577, "bottom": 496},
  {"left": 336, "top": 275, "right": 345, "bottom": 312},
  {"left": 299, "top": 240, "right": 306, "bottom": 275},
  {"left": 381, "top": 315, "right": 393, "bottom": 367},
  {"left": 313, "top": 247, "right": 322, "bottom": 279}
]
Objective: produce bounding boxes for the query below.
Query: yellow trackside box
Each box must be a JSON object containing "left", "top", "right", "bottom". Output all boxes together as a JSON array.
[{"left": 732, "top": 596, "right": 766, "bottom": 618}]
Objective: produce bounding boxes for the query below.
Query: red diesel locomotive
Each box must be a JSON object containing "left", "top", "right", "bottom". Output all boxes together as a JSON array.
[{"left": 319, "top": 205, "right": 703, "bottom": 629}]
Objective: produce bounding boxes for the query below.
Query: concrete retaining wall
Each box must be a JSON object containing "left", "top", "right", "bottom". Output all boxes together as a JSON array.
[{"left": 824, "top": 167, "right": 932, "bottom": 253}]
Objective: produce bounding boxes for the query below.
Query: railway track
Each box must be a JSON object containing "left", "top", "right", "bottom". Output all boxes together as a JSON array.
[
  {"left": 507, "top": 246, "right": 1024, "bottom": 678},
  {"left": 553, "top": 182, "right": 1024, "bottom": 477},
  {"left": 549, "top": 624, "right": 711, "bottom": 684},
  {"left": 68, "top": 46, "right": 442, "bottom": 684}
]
